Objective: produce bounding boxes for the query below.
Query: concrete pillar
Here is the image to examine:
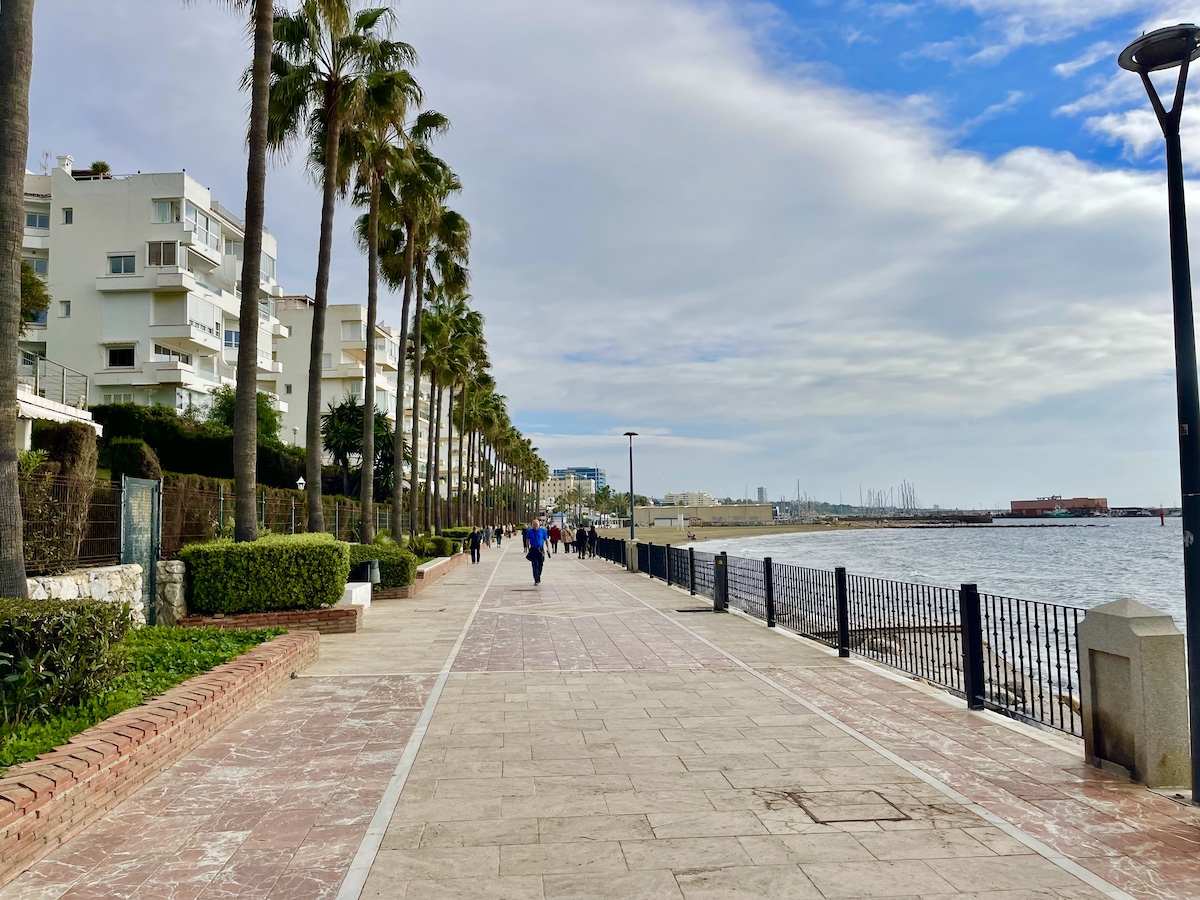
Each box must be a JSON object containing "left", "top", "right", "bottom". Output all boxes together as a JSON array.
[
  {"left": 625, "top": 540, "right": 639, "bottom": 573},
  {"left": 1077, "top": 598, "right": 1189, "bottom": 788}
]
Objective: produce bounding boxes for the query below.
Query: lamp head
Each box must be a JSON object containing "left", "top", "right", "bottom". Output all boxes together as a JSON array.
[
  {"left": 1119, "top": 24, "right": 1200, "bottom": 73},
  {"left": 624, "top": 431, "right": 637, "bottom": 438},
  {"left": 296, "top": 476, "right": 306, "bottom": 491}
]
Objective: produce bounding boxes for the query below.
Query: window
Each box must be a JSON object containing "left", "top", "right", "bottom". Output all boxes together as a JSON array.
[
  {"left": 341, "top": 321, "right": 365, "bottom": 342},
  {"left": 153, "top": 200, "right": 181, "bottom": 224},
  {"left": 260, "top": 253, "right": 276, "bottom": 284},
  {"left": 224, "top": 329, "right": 240, "bottom": 349},
  {"left": 184, "top": 202, "right": 220, "bottom": 250},
  {"left": 25, "top": 212, "right": 49, "bottom": 229},
  {"left": 108, "top": 254, "right": 135, "bottom": 275},
  {"left": 348, "top": 382, "right": 362, "bottom": 399},
  {"left": 24, "top": 257, "right": 48, "bottom": 278},
  {"left": 284, "top": 383, "right": 293, "bottom": 395},
  {"left": 62, "top": 208, "right": 73, "bottom": 225},
  {"left": 153, "top": 344, "right": 191, "bottom": 365},
  {"left": 147, "top": 241, "right": 178, "bottom": 267},
  {"left": 376, "top": 389, "right": 388, "bottom": 408},
  {"left": 102, "top": 392, "right": 134, "bottom": 404},
  {"left": 107, "top": 346, "right": 135, "bottom": 368},
  {"left": 59, "top": 301, "right": 71, "bottom": 318},
  {"left": 322, "top": 353, "right": 332, "bottom": 370},
  {"left": 226, "top": 240, "right": 244, "bottom": 260},
  {"left": 29, "top": 308, "right": 47, "bottom": 326}
]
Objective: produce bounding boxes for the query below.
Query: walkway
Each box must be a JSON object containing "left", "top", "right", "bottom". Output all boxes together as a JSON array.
[{"left": 3, "top": 542, "right": 1199, "bottom": 898}]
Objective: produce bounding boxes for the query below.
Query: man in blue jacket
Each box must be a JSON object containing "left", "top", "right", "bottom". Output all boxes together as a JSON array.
[{"left": 525, "top": 518, "right": 550, "bottom": 585}]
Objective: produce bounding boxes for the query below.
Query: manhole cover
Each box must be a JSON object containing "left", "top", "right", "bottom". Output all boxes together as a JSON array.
[{"left": 789, "top": 790, "right": 910, "bottom": 823}]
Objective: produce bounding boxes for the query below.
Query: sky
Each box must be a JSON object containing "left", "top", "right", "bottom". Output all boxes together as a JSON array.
[{"left": 25, "top": 0, "right": 1200, "bottom": 507}]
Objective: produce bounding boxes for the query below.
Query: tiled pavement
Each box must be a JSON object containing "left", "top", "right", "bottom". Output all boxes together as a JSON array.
[{"left": 3, "top": 542, "right": 1199, "bottom": 898}]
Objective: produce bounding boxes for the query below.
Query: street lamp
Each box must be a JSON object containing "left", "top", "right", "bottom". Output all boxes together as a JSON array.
[
  {"left": 624, "top": 432, "right": 637, "bottom": 540},
  {"left": 1120, "top": 23, "right": 1200, "bottom": 800},
  {"left": 296, "top": 476, "right": 306, "bottom": 491}
]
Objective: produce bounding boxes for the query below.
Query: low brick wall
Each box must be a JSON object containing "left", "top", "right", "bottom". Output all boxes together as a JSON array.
[
  {"left": 375, "top": 552, "right": 468, "bottom": 599},
  {"left": 0, "top": 632, "right": 318, "bottom": 888},
  {"left": 177, "top": 605, "right": 363, "bottom": 634}
]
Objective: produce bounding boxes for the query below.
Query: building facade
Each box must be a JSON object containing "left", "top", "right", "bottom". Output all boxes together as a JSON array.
[
  {"left": 1009, "top": 496, "right": 1109, "bottom": 516},
  {"left": 21, "top": 155, "right": 287, "bottom": 412},
  {"left": 543, "top": 473, "right": 596, "bottom": 503},
  {"left": 553, "top": 466, "right": 606, "bottom": 491},
  {"left": 662, "top": 491, "right": 717, "bottom": 507},
  {"left": 634, "top": 503, "right": 772, "bottom": 526}
]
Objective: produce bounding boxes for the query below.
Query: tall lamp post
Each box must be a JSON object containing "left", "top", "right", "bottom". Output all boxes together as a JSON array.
[
  {"left": 624, "top": 432, "right": 637, "bottom": 540},
  {"left": 1120, "top": 23, "right": 1200, "bottom": 800}
]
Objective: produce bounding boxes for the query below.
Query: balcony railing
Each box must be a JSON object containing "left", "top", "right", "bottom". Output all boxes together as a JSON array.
[{"left": 18, "top": 349, "right": 89, "bottom": 407}]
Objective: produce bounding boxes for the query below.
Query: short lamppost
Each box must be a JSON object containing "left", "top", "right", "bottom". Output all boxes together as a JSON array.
[
  {"left": 624, "top": 432, "right": 637, "bottom": 541},
  {"left": 1120, "top": 23, "right": 1200, "bottom": 800},
  {"left": 296, "top": 476, "right": 306, "bottom": 491}
]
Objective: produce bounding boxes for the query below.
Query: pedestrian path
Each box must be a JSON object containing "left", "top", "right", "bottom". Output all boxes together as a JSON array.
[{"left": 3, "top": 542, "right": 1198, "bottom": 898}]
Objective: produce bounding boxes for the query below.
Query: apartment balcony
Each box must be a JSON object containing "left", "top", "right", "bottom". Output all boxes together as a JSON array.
[
  {"left": 222, "top": 346, "right": 282, "bottom": 374},
  {"left": 94, "top": 361, "right": 216, "bottom": 391},
  {"left": 180, "top": 228, "right": 223, "bottom": 266},
  {"left": 22, "top": 229, "right": 50, "bottom": 251}
]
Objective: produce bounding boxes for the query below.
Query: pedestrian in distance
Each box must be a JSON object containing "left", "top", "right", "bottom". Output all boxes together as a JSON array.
[
  {"left": 588, "top": 524, "right": 598, "bottom": 558},
  {"left": 483, "top": 524, "right": 493, "bottom": 547},
  {"left": 563, "top": 524, "right": 573, "bottom": 555},
  {"left": 496, "top": 526, "right": 503, "bottom": 548},
  {"left": 525, "top": 518, "right": 550, "bottom": 585},
  {"left": 469, "top": 526, "right": 483, "bottom": 564},
  {"left": 549, "top": 522, "right": 561, "bottom": 554},
  {"left": 576, "top": 524, "right": 588, "bottom": 559}
]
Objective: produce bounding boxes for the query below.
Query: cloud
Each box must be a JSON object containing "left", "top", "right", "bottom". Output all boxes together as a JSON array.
[
  {"left": 1053, "top": 41, "right": 1121, "bottom": 77},
  {"left": 25, "top": 0, "right": 1192, "bottom": 505}
]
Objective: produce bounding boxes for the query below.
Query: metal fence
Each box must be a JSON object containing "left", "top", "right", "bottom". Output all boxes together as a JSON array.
[
  {"left": 20, "top": 475, "right": 121, "bottom": 575},
  {"left": 596, "top": 540, "right": 1085, "bottom": 738}
]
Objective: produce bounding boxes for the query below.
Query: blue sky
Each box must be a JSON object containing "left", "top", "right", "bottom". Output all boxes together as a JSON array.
[{"left": 26, "top": 0, "right": 1200, "bottom": 506}]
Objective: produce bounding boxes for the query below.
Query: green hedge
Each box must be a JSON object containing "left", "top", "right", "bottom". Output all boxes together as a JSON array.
[
  {"left": 440, "top": 527, "right": 473, "bottom": 541},
  {"left": 409, "top": 535, "right": 455, "bottom": 558},
  {"left": 348, "top": 544, "right": 419, "bottom": 590},
  {"left": 0, "top": 599, "right": 130, "bottom": 730},
  {"left": 31, "top": 420, "right": 98, "bottom": 478},
  {"left": 108, "top": 438, "right": 163, "bottom": 481},
  {"left": 180, "top": 533, "right": 350, "bottom": 615}
]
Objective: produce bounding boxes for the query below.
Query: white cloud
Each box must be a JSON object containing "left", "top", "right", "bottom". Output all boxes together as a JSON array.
[{"left": 1053, "top": 41, "right": 1121, "bottom": 77}]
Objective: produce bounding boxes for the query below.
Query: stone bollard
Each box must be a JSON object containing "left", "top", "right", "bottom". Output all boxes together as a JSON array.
[
  {"left": 1077, "top": 598, "right": 1189, "bottom": 788},
  {"left": 156, "top": 560, "right": 187, "bottom": 627},
  {"left": 625, "top": 540, "right": 639, "bottom": 573}
]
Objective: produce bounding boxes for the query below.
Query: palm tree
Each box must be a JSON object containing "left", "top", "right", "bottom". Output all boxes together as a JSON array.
[
  {"left": 267, "top": 0, "right": 416, "bottom": 532},
  {"left": 0, "top": 0, "right": 34, "bottom": 597}
]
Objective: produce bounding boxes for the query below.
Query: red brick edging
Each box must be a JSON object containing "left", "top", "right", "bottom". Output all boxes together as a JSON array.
[
  {"left": 178, "top": 605, "right": 362, "bottom": 634},
  {"left": 375, "top": 551, "right": 468, "bottom": 600},
  {"left": 0, "top": 631, "right": 319, "bottom": 888}
]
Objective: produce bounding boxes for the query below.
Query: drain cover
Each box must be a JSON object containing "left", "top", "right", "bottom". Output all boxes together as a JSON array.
[
  {"left": 675, "top": 608, "right": 712, "bottom": 613},
  {"left": 790, "top": 790, "right": 910, "bottom": 823}
]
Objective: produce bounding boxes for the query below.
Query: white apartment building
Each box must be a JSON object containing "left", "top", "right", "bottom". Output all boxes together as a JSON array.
[
  {"left": 543, "top": 473, "right": 596, "bottom": 503},
  {"left": 20, "top": 155, "right": 288, "bottom": 411},
  {"left": 662, "top": 491, "right": 718, "bottom": 507}
]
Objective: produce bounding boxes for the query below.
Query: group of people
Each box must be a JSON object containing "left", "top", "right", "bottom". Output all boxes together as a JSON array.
[
  {"left": 466, "top": 523, "right": 519, "bottom": 563},
  {"left": 545, "top": 522, "right": 598, "bottom": 559}
]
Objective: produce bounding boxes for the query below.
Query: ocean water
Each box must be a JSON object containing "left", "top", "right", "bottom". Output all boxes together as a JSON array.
[{"left": 689, "top": 518, "right": 1187, "bottom": 624}]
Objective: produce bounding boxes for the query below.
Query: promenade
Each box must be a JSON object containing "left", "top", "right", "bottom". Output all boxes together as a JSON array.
[{"left": 4, "top": 543, "right": 1200, "bottom": 898}]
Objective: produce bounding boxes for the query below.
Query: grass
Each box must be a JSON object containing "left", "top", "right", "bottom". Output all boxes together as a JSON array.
[{"left": 0, "top": 626, "right": 284, "bottom": 775}]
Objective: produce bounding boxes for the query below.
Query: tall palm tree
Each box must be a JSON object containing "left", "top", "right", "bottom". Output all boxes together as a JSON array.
[
  {"left": 267, "top": 0, "right": 415, "bottom": 532},
  {"left": 0, "top": 0, "right": 34, "bottom": 597},
  {"left": 232, "top": 0, "right": 274, "bottom": 543}
]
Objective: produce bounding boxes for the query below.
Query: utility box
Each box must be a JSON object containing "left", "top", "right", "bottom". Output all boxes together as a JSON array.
[
  {"left": 1077, "top": 598, "right": 1189, "bottom": 788},
  {"left": 625, "top": 540, "right": 639, "bottom": 573}
]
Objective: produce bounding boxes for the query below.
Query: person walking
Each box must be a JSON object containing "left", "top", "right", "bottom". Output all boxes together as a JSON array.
[
  {"left": 525, "top": 518, "right": 550, "bottom": 584},
  {"left": 469, "top": 526, "right": 483, "bottom": 564},
  {"left": 496, "top": 526, "right": 503, "bottom": 548},
  {"left": 483, "top": 524, "right": 492, "bottom": 547},
  {"left": 575, "top": 524, "right": 588, "bottom": 559},
  {"left": 588, "top": 524, "right": 598, "bottom": 558},
  {"left": 549, "top": 523, "right": 561, "bottom": 554}
]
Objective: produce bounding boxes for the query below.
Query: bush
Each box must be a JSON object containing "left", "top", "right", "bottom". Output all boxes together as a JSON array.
[
  {"left": 180, "top": 533, "right": 350, "bottom": 615},
  {"left": 440, "top": 527, "right": 473, "bottom": 541},
  {"left": 348, "top": 544, "right": 419, "bottom": 590},
  {"left": 108, "top": 438, "right": 163, "bottom": 481},
  {"left": 32, "top": 421, "right": 98, "bottom": 479},
  {"left": 0, "top": 599, "right": 130, "bottom": 730},
  {"left": 427, "top": 535, "right": 454, "bottom": 558}
]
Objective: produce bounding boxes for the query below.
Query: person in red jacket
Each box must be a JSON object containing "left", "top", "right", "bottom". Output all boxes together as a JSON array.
[{"left": 549, "top": 523, "right": 562, "bottom": 553}]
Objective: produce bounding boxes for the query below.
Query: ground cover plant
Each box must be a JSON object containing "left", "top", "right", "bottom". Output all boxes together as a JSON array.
[{"left": 0, "top": 624, "right": 283, "bottom": 774}]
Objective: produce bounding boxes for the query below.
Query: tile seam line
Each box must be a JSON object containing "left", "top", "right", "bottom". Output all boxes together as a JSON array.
[
  {"left": 590, "top": 566, "right": 1136, "bottom": 900},
  {"left": 335, "top": 545, "right": 508, "bottom": 900}
]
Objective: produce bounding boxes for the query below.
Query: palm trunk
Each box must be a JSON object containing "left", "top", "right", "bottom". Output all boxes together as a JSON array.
[
  {"left": 232, "top": 0, "right": 272, "bottom": 544},
  {"left": 407, "top": 251, "right": 426, "bottom": 535},
  {"left": 390, "top": 217, "right": 416, "bottom": 535},
  {"left": 360, "top": 173, "right": 381, "bottom": 544},
  {"left": 456, "top": 387, "right": 466, "bottom": 527},
  {"left": 306, "top": 96, "right": 343, "bottom": 533},
  {"left": 426, "top": 381, "right": 440, "bottom": 533},
  {"left": 0, "top": 0, "right": 34, "bottom": 597}
]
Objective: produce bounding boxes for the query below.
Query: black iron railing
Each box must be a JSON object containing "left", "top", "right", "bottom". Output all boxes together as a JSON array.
[{"left": 596, "top": 540, "right": 1086, "bottom": 738}]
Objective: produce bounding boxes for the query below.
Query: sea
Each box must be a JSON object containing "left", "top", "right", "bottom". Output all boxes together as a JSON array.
[{"left": 689, "top": 517, "right": 1188, "bottom": 626}]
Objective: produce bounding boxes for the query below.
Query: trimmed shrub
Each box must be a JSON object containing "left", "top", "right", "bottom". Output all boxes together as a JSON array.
[
  {"left": 180, "top": 533, "right": 351, "bottom": 615},
  {"left": 427, "top": 535, "right": 454, "bottom": 558},
  {"left": 348, "top": 544, "right": 418, "bottom": 590},
  {"left": 440, "top": 527, "right": 473, "bottom": 541},
  {"left": 31, "top": 420, "right": 98, "bottom": 479},
  {"left": 108, "top": 438, "right": 163, "bottom": 481},
  {"left": 0, "top": 599, "right": 130, "bottom": 729}
]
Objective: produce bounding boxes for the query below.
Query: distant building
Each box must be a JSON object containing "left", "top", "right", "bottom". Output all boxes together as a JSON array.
[
  {"left": 635, "top": 503, "right": 772, "bottom": 527},
  {"left": 662, "top": 491, "right": 717, "bottom": 507},
  {"left": 554, "top": 466, "right": 606, "bottom": 490},
  {"left": 756, "top": 486, "right": 767, "bottom": 503},
  {"left": 1010, "top": 496, "right": 1108, "bottom": 517},
  {"left": 543, "top": 473, "right": 595, "bottom": 503}
]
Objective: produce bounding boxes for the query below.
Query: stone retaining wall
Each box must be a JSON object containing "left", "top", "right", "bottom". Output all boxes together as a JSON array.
[
  {"left": 177, "top": 605, "right": 363, "bottom": 634},
  {"left": 25, "top": 565, "right": 145, "bottom": 626},
  {"left": 0, "top": 632, "right": 319, "bottom": 888}
]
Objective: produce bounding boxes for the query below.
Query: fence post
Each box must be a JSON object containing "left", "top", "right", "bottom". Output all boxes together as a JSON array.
[
  {"left": 665, "top": 545, "right": 672, "bottom": 586},
  {"left": 290, "top": 496, "right": 296, "bottom": 534},
  {"left": 217, "top": 484, "right": 225, "bottom": 530},
  {"left": 714, "top": 552, "right": 728, "bottom": 611},
  {"left": 764, "top": 557, "right": 775, "bottom": 627},
  {"left": 688, "top": 547, "right": 696, "bottom": 596},
  {"left": 647, "top": 542, "right": 654, "bottom": 580},
  {"left": 260, "top": 490, "right": 266, "bottom": 527},
  {"left": 960, "top": 583, "right": 985, "bottom": 711},
  {"left": 335, "top": 502, "right": 340, "bottom": 537},
  {"left": 835, "top": 566, "right": 850, "bottom": 658}
]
